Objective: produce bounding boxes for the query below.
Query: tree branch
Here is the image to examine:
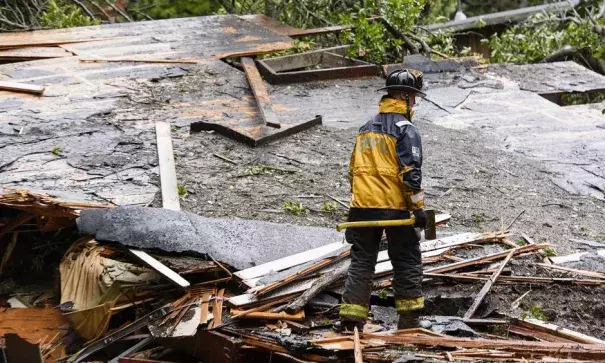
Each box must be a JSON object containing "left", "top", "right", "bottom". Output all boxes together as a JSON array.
[
  {"left": 71, "top": 0, "right": 96, "bottom": 20},
  {"left": 103, "top": 0, "right": 133, "bottom": 22},
  {"left": 380, "top": 18, "right": 419, "bottom": 54},
  {"left": 89, "top": 1, "right": 113, "bottom": 23},
  {"left": 406, "top": 32, "right": 432, "bottom": 56}
]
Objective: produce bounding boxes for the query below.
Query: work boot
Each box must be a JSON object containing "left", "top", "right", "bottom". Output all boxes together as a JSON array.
[
  {"left": 333, "top": 320, "right": 364, "bottom": 333},
  {"left": 397, "top": 311, "right": 421, "bottom": 330}
]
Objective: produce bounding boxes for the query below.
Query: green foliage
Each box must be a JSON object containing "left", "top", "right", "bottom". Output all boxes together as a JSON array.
[
  {"left": 544, "top": 248, "right": 557, "bottom": 257},
  {"left": 378, "top": 289, "right": 389, "bottom": 299},
  {"left": 472, "top": 214, "right": 483, "bottom": 223},
  {"left": 340, "top": 0, "right": 425, "bottom": 64},
  {"left": 321, "top": 201, "right": 338, "bottom": 213},
  {"left": 51, "top": 146, "right": 62, "bottom": 155},
  {"left": 284, "top": 201, "right": 307, "bottom": 215},
  {"left": 40, "top": 0, "right": 98, "bottom": 28},
  {"left": 177, "top": 184, "right": 188, "bottom": 198},
  {"left": 258, "top": 39, "right": 315, "bottom": 59},
  {"left": 425, "top": 28, "right": 459, "bottom": 57},
  {"left": 130, "top": 0, "right": 220, "bottom": 20},
  {"left": 561, "top": 91, "right": 605, "bottom": 106},
  {"left": 422, "top": 0, "right": 458, "bottom": 24},
  {"left": 490, "top": 8, "right": 605, "bottom": 67},
  {"left": 522, "top": 305, "right": 548, "bottom": 321},
  {"left": 516, "top": 239, "right": 526, "bottom": 246},
  {"left": 245, "top": 164, "right": 293, "bottom": 176}
]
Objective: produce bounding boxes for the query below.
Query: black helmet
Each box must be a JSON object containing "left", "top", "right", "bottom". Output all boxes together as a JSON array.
[{"left": 378, "top": 69, "right": 426, "bottom": 97}]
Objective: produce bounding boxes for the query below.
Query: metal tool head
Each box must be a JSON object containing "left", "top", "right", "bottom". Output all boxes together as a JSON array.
[{"left": 424, "top": 210, "right": 437, "bottom": 240}]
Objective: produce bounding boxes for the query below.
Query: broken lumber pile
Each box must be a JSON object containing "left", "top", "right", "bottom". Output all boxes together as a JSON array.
[{"left": 2, "top": 188, "right": 605, "bottom": 362}]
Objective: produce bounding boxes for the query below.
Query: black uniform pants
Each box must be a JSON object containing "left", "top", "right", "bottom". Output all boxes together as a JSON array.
[{"left": 340, "top": 208, "right": 423, "bottom": 321}]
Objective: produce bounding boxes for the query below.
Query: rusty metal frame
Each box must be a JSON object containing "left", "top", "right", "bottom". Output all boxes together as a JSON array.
[
  {"left": 190, "top": 115, "right": 322, "bottom": 147},
  {"left": 256, "top": 46, "right": 378, "bottom": 84}
]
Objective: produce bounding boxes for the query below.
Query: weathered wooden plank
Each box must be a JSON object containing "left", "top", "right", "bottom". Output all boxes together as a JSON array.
[
  {"left": 249, "top": 248, "right": 349, "bottom": 296},
  {"left": 537, "top": 263, "right": 605, "bottom": 280},
  {"left": 80, "top": 58, "right": 198, "bottom": 64},
  {"left": 550, "top": 249, "right": 605, "bottom": 264},
  {"left": 514, "top": 318, "right": 605, "bottom": 345},
  {"left": 239, "top": 231, "right": 498, "bottom": 288},
  {"left": 155, "top": 121, "right": 180, "bottom": 211},
  {"left": 229, "top": 309, "right": 304, "bottom": 321},
  {"left": 0, "top": 47, "right": 71, "bottom": 60},
  {"left": 231, "top": 234, "right": 516, "bottom": 307},
  {"left": 0, "top": 36, "right": 124, "bottom": 50},
  {"left": 241, "top": 57, "right": 281, "bottom": 128},
  {"left": 360, "top": 333, "right": 605, "bottom": 359},
  {"left": 234, "top": 242, "right": 345, "bottom": 281},
  {"left": 464, "top": 249, "right": 515, "bottom": 319},
  {"left": 0, "top": 81, "right": 45, "bottom": 95},
  {"left": 354, "top": 327, "right": 363, "bottom": 363},
  {"left": 130, "top": 249, "right": 190, "bottom": 288},
  {"left": 426, "top": 244, "right": 548, "bottom": 274}
]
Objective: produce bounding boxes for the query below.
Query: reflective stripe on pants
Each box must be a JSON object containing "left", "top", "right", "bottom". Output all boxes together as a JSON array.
[
  {"left": 396, "top": 296, "right": 425, "bottom": 312},
  {"left": 339, "top": 303, "right": 369, "bottom": 321}
]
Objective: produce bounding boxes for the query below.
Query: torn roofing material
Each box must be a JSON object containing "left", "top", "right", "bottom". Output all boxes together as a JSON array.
[
  {"left": 0, "top": 14, "right": 294, "bottom": 206},
  {"left": 76, "top": 206, "right": 344, "bottom": 270}
]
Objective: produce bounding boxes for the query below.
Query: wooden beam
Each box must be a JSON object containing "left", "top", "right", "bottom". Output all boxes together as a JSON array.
[
  {"left": 129, "top": 249, "right": 190, "bottom": 288},
  {"left": 514, "top": 318, "right": 605, "bottom": 345},
  {"left": 80, "top": 58, "right": 198, "bottom": 64},
  {"left": 250, "top": 248, "right": 349, "bottom": 296},
  {"left": 0, "top": 232, "right": 18, "bottom": 279},
  {"left": 464, "top": 249, "right": 515, "bottom": 319},
  {"left": 240, "top": 231, "right": 504, "bottom": 288},
  {"left": 426, "top": 243, "right": 548, "bottom": 274},
  {"left": 283, "top": 260, "right": 350, "bottom": 314},
  {"left": 234, "top": 242, "right": 345, "bottom": 282},
  {"left": 0, "top": 36, "right": 124, "bottom": 50},
  {"left": 536, "top": 263, "right": 605, "bottom": 280},
  {"left": 360, "top": 333, "right": 605, "bottom": 359},
  {"left": 229, "top": 309, "right": 304, "bottom": 321},
  {"left": 155, "top": 121, "right": 180, "bottom": 211},
  {"left": 424, "top": 272, "right": 605, "bottom": 286},
  {"left": 241, "top": 57, "right": 281, "bottom": 128},
  {"left": 230, "top": 236, "right": 522, "bottom": 307},
  {"left": 0, "top": 213, "right": 34, "bottom": 238},
  {"left": 354, "top": 327, "right": 363, "bottom": 363},
  {"left": 0, "top": 81, "right": 45, "bottom": 95}
]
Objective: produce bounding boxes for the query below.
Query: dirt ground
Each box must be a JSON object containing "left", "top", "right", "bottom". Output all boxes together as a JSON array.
[
  {"left": 168, "top": 95, "right": 605, "bottom": 338},
  {"left": 172, "top": 113, "right": 605, "bottom": 252}
]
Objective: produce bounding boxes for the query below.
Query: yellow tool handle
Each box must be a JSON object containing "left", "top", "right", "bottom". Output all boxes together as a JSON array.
[{"left": 336, "top": 216, "right": 416, "bottom": 232}]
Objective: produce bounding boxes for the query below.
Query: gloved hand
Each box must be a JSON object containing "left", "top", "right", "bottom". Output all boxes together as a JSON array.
[{"left": 413, "top": 209, "right": 426, "bottom": 228}]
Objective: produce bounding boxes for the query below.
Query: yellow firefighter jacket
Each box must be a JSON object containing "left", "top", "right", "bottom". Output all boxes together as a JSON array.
[{"left": 349, "top": 96, "right": 424, "bottom": 211}]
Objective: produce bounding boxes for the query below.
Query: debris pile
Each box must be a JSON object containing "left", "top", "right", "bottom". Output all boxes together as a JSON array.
[{"left": 2, "top": 188, "right": 605, "bottom": 362}]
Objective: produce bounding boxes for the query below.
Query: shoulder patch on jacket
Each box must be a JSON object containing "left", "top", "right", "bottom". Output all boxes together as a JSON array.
[{"left": 395, "top": 120, "right": 412, "bottom": 128}]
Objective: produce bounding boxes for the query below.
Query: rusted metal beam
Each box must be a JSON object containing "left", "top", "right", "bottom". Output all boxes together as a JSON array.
[
  {"left": 256, "top": 46, "right": 377, "bottom": 84},
  {"left": 241, "top": 57, "right": 281, "bottom": 129},
  {"left": 190, "top": 115, "right": 322, "bottom": 147}
]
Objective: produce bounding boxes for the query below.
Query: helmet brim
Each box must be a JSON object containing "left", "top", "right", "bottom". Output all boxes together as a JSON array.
[{"left": 377, "top": 85, "right": 426, "bottom": 98}]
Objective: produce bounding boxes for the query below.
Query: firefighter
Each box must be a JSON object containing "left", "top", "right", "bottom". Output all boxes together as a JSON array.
[{"left": 337, "top": 69, "right": 427, "bottom": 331}]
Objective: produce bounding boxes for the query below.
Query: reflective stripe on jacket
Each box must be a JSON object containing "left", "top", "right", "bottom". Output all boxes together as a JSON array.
[{"left": 349, "top": 96, "right": 424, "bottom": 211}]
